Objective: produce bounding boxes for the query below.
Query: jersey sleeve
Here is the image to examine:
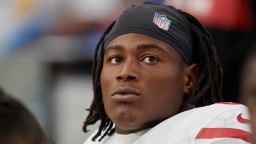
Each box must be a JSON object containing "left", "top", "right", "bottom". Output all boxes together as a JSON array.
[{"left": 193, "top": 103, "right": 252, "bottom": 144}]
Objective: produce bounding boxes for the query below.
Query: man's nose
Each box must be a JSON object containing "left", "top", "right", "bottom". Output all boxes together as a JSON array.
[{"left": 116, "top": 61, "right": 139, "bottom": 82}]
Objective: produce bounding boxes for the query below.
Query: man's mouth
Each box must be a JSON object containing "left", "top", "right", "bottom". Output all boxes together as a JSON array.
[{"left": 111, "top": 87, "right": 141, "bottom": 103}]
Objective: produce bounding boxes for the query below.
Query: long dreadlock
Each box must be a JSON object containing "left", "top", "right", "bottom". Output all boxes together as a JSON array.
[
  {"left": 178, "top": 9, "right": 223, "bottom": 110},
  {"left": 83, "top": 5, "right": 223, "bottom": 142},
  {"left": 83, "top": 22, "right": 116, "bottom": 141}
]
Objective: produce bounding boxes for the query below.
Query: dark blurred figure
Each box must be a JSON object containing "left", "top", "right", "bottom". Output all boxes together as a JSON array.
[
  {"left": 241, "top": 45, "right": 256, "bottom": 144},
  {"left": 0, "top": 88, "right": 53, "bottom": 144},
  {"left": 205, "top": 0, "right": 256, "bottom": 102}
]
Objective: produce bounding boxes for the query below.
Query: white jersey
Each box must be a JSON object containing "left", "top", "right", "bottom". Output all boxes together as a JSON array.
[{"left": 84, "top": 103, "right": 252, "bottom": 144}]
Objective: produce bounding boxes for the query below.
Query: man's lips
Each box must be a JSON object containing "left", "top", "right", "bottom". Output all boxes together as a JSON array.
[{"left": 111, "top": 87, "right": 141, "bottom": 103}]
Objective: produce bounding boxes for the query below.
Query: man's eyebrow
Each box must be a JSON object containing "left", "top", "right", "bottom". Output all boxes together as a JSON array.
[
  {"left": 104, "top": 45, "right": 124, "bottom": 53},
  {"left": 137, "top": 44, "right": 167, "bottom": 53}
]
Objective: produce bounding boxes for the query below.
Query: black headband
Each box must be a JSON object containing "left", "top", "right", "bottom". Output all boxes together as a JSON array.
[{"left": 103, "top": 3, "right": 193, "bottom": 64}]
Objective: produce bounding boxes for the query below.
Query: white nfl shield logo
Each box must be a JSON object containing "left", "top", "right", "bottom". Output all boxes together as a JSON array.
[{"left": 153, "top": 13, "right": 171, "bottom": 31}]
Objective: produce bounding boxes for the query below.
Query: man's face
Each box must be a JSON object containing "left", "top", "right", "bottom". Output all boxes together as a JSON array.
[
  {"left": 242, "top": 56, "right": 256, "bottom": 143},
  {"left": 100, "top": 33, "right": 188, "bottom": 134}
]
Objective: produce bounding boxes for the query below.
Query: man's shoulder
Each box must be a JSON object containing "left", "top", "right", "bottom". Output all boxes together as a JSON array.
[
  {"left": 134, "top": 103, "right": 251, "bottom": 144},
  {"left": 159, "top": 102, "right": 249, "bottom": 128}
]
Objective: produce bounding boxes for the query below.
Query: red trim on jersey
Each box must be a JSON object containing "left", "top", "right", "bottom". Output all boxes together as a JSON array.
[
  {"left": 237, "top": 113, "right": 250, "bottom": 124},
  {"left": 196, "top": 128, "right": 251, "bottom": 143}
]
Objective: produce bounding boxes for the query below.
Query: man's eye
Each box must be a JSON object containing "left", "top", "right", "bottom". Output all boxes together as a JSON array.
[
  {"left": 143, "top": 56, "right": 159, "bottom": 64},
  {"left": 109, "top": 56, "right": 122, "bottom": 64}
]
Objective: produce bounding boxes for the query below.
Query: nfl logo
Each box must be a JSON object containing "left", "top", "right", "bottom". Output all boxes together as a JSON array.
[{"left": 153, "top": 13, "right": 171, "bottom": 31}]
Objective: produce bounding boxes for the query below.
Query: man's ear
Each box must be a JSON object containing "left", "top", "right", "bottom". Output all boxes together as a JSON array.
[{"left": 184, "top": 64, "right": 198, "bottom": 94}]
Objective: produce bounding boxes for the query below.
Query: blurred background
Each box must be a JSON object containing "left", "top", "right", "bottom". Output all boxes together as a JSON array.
[{"left": 0, "top": 0, "right": 255, "bottom": 144}]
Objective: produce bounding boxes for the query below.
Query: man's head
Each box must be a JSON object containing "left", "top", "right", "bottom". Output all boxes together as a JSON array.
[
  {"left": 0, "top": 88, "right": 52, "bottom": 144},
  {"left": 241, "top": 46, "right": 256, "bottom": 143},
  {"left": 101, "top": 33, "right": 198, "bottom": 134},
  {"left": 84, "top": 3, "right": 223, "bottom": 141}
]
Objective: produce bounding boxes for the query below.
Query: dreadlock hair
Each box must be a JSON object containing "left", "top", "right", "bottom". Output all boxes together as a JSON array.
[
  {"left": 83, "top": 4, "right": 223, "bottom": 142},
  {"left": 177, "top": 10, "right": 223, "bottom": 110}
]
